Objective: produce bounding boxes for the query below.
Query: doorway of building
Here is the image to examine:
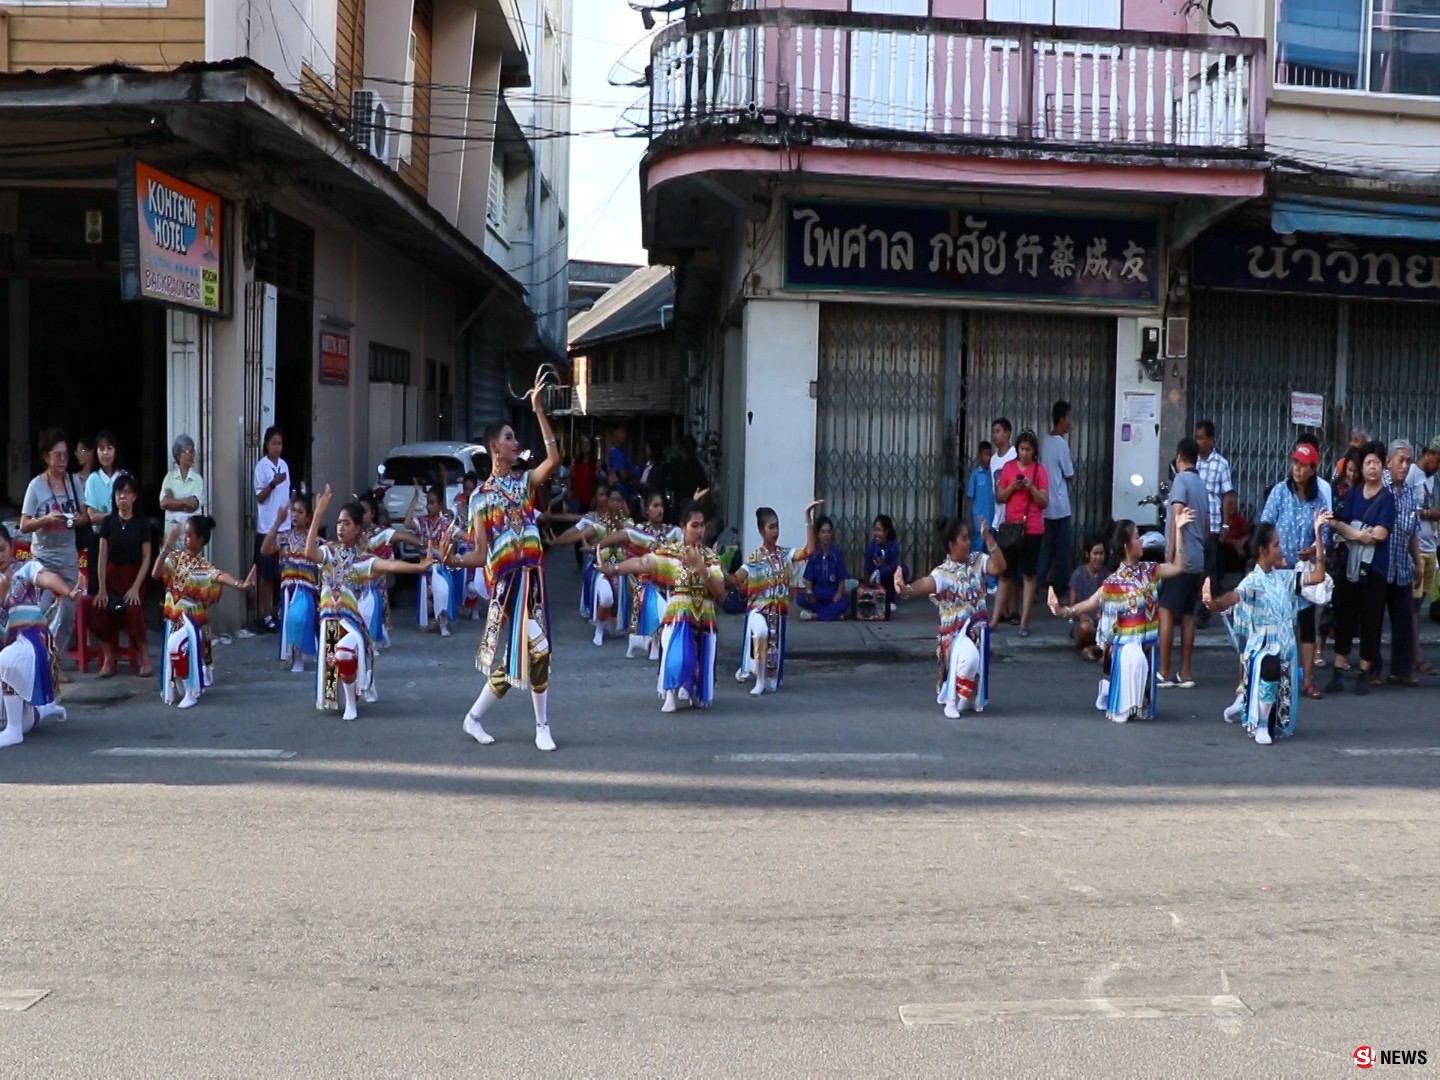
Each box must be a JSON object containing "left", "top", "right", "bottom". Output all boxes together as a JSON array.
[{"left": 254, "top": 209, "right": 315, "bottom": 489}]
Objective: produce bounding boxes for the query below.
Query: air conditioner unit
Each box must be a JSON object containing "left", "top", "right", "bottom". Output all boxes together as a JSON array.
[
  {"left": 350, "top": 88, "right": 378, "bottom": 150},
  {"left": 369, "top": 98, "right": 394, "bottom": 165}
]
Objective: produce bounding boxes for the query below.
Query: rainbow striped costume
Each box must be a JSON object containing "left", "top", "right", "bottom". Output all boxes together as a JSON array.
[
  {"left": 737, "top": 543, "right": 806, "bottom": 687},
  {"left": 651, "top": 541, "right": 723, "bottom": 707},
  {"left": 159, "top": 550, "right": 223, "bottom": 699},
  {"left": 1, "top": 560, "right": 57, "bottom": 707},
  {"left": 1095, "top": 560, "right": 1161, "bottom": 722},
  {"left": 928, "top": 553, "right": 992, "bottom": 711},
  {"left": 315, "top": 543, "right": 382, "bottom": 711},
  {"left": 276, "top": 528, "right": 319, "bottom": 662},
  {"left": 617, "top": 523, "right": 681, "bottom": 637},
  {"left": 472, "top": 471, "right": 549, "bottom": 690}
]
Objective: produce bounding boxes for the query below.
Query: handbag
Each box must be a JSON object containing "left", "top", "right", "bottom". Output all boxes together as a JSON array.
[
  {"left": 68, "top": 474, "right": 95, "bottom": 555},
  {"left": 996, "top": 521, "right": 1025, "bottom": 552}
]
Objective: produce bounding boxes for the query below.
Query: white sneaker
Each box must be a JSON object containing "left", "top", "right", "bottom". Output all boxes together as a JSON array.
[
  {"left": 750, "top": 681, "right": 766, "bottom": 697},
  {"left": 535, "top": 725, "right": 556, "bottom": 752},
  {"left": 439, "top": 616, "right": 452, "bottom": 639},
  {"left": 463, "top": 715, "right": 495, "bottom": 745},
  {"left": 678, "top": 688, "right": 691, "bottom": 702},
  {"left": 1109, "top": 711, "right": 1129, "bottom": 724},
  {"left": 661, "top": 691, "right": 678, "bottom": 714},
  {"left": 178, "top": 690, "right": 201, "bottom": 710},
  {"left": 766, "top": 679, "right": 778, "bottom": 692},
  {"left": 362, "top": 684, "right": 379, "bottom": 704},
  {"left": 1223, "top": 697, "right": 1245, "bottom": 724},
  {"left": 736, "top": 668, "right": 750, "bottom": 683},
  {"left": 592, "top": 626, "right": 604, "bottom": 647},
  {"left": 1254, "top": 727, "right": 1273, "bottom": 746},
  {"left": 290, "top": 658, "right": 306, "bottom": 674},
  {"left": 944, "top": 703, "right": 961, "bottom": 719}
]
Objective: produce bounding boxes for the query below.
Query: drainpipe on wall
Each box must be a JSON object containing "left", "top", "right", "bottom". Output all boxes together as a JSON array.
[{"left": 529, "top": 0, "right": 545, "bottom": 359}]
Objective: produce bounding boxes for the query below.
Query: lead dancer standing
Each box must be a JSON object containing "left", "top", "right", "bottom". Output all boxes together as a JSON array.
[{"left": 449, "top": 371, "right": 562, "bottom": 750}]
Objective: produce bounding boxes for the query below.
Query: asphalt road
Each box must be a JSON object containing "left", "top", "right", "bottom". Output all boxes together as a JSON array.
[{"left": 2, "top": 564, "right": 1438, "bottom": 1078}]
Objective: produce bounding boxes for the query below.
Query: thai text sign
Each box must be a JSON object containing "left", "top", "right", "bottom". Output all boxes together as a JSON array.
[
  {"left": 783, "top": 198, "right": 1160, "bottom": 306},
  {"left": 1194, "top": 228, "right": 1440, "bottom": 302},
  {"left": 319, "top": 330, "right": 351, "bottom": 386},
  {"left": 118, "top": 158, "right": 225, "bottom": 316},
  {"left": 1290, "top": 392, "right": 1324, "bottom": 427}
]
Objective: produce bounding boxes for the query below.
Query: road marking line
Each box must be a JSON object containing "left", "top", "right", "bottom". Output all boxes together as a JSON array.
[
  {"left": 92, "top": 748, "right": 297, "bottom": 760},
  {"left": 899, "top": 995, "right": 1251, "bottom": 1025},
  {"left": 0, "top": 990, "right": 50, "bottom": 1012},
  {"left": 1336, "top": 747, "right": 1440, "bottom": 756},
  {"left": 715, "top": 753, "right": 943, "bottom": 763}
]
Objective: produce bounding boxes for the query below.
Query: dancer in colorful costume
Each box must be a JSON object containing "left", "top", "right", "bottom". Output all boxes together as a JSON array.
[
  {"left": 405, "top": 482, "right": 466, "bottom": 636},
  {"left": 1203, "top": 515, "right": 1331, "bottom": 745},
  {"left": 261, "top": 494, "right": 319, "bottom": 673},
  {"left": 450, "top": 370, "right": 562, "bottom": 750},
  {"left": 548, "top": 485, "right": 630, "bottom": 646},
  {"left": 603, "top": 501, "right": 725, "bottom": 713},
  {"left": 895, "top": 518, "right": 1005, "bottom": 717},
  {"left": 1049, "top": 507, "right": 1196, "bottom": 723},
  {"left": 731, "top": 499, "right": 822, "bottom": 696},
  {"left": 152, "top": 516, "right": 255, "bottom": 709},
  {"left": 304, "top": 486, "right": 437, "bottom": 721},
  {"left": 0, "top": 524, "right": 82, "bottom": 748},
  {"left": 593, "top": 489, "right": 696, "bottom": 659}
]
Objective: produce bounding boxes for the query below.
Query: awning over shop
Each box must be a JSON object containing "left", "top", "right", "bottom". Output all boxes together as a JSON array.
[{"left": 1272, "top": 194, "right": 1440, "bottom": 242}]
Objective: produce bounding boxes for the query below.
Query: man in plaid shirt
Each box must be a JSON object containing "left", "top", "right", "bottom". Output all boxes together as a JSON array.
[
  {"left": 1194, "top": 420, "right": 1235, "bottom": 627},
  {"left": 1382, "top": 439, "right": 1421, "bottom": 687}
]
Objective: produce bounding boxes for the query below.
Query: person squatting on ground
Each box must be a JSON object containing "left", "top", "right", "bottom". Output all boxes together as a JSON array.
[
  {"left": 895, "top": 517, "right": 1006, "bottom": 718},
  {"left": 0, "top": 524, "right": 83, "bottom": 748}
]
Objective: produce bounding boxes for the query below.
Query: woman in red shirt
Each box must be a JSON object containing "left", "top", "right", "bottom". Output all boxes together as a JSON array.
[{"left": 996, "top": 430, "right": 1050, "bottom": 637}]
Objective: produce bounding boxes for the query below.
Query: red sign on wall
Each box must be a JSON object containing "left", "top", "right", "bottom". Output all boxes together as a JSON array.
[{"left": 319, "top": 330, "right": 350, "bottom": 386}]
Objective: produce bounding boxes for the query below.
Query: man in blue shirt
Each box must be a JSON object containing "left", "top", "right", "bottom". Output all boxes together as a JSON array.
[
  {"left": 965, "top": 441, "right": 995, "bottom": 551},
  {"left": 607, "top": 427, "right": 637, "bottom": 505}
]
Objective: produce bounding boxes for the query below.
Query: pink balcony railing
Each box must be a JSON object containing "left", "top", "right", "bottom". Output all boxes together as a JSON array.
[{"left": 649, "top": 10, "right": 1266, "bottom": 152}]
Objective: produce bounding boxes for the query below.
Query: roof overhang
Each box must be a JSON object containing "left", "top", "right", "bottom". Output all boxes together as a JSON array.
[{"left": 0, "top": 62, "right": 527, "bottom": 310}]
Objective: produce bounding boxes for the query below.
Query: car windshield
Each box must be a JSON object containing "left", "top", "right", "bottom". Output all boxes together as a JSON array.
[{"left": 381, "top": 456, "right": 464, "bottom": 488}]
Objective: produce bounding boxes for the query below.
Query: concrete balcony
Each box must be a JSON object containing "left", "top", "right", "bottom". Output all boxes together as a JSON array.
[{"left": 649, "top": 9, "right": 1266, "bottom": 153}]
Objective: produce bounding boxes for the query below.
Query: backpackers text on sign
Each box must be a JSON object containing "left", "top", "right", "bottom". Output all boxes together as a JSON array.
[{"left": 117, "top": 158, "right": 226, "bottom": 316}]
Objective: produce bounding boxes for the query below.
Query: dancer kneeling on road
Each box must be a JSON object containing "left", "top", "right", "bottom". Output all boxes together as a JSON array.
[
  {"left": 895, "top": 517, "right": 1005, "bottom": 718},
  {"left": 604, "top": 501, "right": 725, "bottom": 713},
  {"left": 303, "top": 486, "right": 439, "bottom": 721},
  {"left": 1048, "top": 507, "right": 1197, "bottom": 724},
  {"left": 449, "top": 370, "right": 562, "bottom": 750},
  {"left": 1201, "top": 514, "right": 1331, "bottom": 746},
  {"left": 0, "top": 524, "right": 83, "bottom": 748},
  {"left": 152, "top": 516, "right": 256, "bottom": 710},
  {"left": 730, "top": 499, "right": 822, "bottom": 697}
]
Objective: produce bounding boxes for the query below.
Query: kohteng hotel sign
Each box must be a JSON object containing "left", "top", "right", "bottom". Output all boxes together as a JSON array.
[{"left": 118, "top": 157, "right": 227, "bottom": 316}]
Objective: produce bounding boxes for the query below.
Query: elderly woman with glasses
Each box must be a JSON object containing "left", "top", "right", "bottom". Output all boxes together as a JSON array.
[{"left": 160, "top": 434, "right": 205, "bottom": 547}]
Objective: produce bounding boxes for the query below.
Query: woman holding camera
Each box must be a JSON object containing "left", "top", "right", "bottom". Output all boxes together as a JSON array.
[{"left": 18, "top": 427, "right": 87, "bottom": 661}]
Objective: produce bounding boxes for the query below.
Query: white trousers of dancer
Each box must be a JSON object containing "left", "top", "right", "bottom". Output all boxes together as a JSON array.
[
  {"left": 593, "top": 574, "right": 615, "bottom": 619},
  {"left": 1098, "top": 641, "right": 1148, "bottom": 720},
  {"left": 0, "top": 636, "right": 43, "bottom": 703},
  {"left": 941, "top": 632, "right": 982, "bottom": 712},
  {"left": 419, "top": 564, "right": 451, "bottom": 624},
  {"left": 737, "top": 611, "right": 769, "bottom": 680}
]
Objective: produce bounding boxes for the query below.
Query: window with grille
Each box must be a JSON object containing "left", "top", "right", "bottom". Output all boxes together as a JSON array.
[
  {"left": 1277, "top": 0, "right": 1440, "bottom": 97},
  {"left": 487, "top": 159, "right": 507, "bottom": 233},
  {"left": 370, "top": 344, "right": 411, "bottom": 384}
]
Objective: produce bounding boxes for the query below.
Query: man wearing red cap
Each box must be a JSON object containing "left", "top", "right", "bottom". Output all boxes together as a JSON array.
[{"left": 1258, "top": 439, "right": 1331, "bottom": 697}]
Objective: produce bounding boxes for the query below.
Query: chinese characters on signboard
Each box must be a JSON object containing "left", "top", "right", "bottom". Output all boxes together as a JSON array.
[
  {"left": 783, "top": 199, "right": 1160, "bottom": 306},
  {"left": 117, "top": 157, "right": 226, "bottom": 316},
  {"left": 319, "top": 330, "right": 351, "bottom": 386}
]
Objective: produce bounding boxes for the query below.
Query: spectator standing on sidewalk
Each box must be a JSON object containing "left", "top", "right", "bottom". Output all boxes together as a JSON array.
[
  {"left": 1407, "top": 437, "right": 1439, "bottom": 676},
  {"left": 1380, "top": 439, "right": 1421, "bottom": 688},
  {"left": 160, "top": 435, "right": 205, "bottom": 544},
  {"left": 18, "top": 427, "right": 86, "bottom": 660},
  {"left": 1157, "top": 438, "right": 1208, "bottom": 689},
  {"left": 989, "top": 418, "right": 1018, "bottom": 623},
  {"left": 1257, "top": 440, "right": 1330, "bottom": 698},
  {"left": 1194, "top": 420, "right": 1235, "bottom": 628},
  {"left": 1038, "top": 400, "right": 1076, "bottom": 599},
  {"left": 253, "top": 426, "right": 291, "bottom": 633}
]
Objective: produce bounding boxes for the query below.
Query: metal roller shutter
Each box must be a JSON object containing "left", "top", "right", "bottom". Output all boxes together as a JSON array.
[
  {"left": 961, "top": 311, "right": 1117, "bottom": 546},
  {"left": 1348, "top": 301, "right": 1440, "bottom": 450},
  {"left": 815, "top": 305, "right": 947, "bottom": 557},
  {"left": 1188, "top": 290, "right": 1338, "bottom": 516}
]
